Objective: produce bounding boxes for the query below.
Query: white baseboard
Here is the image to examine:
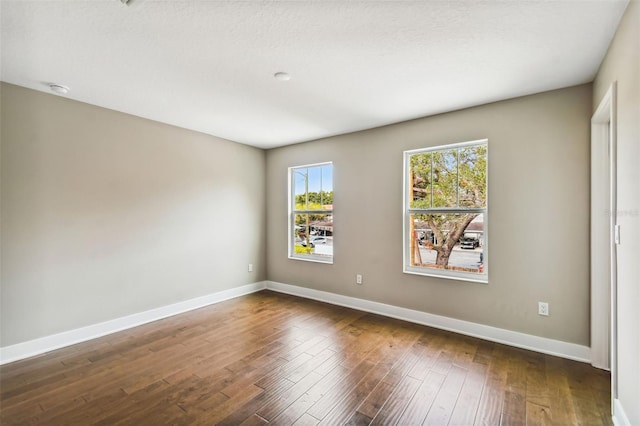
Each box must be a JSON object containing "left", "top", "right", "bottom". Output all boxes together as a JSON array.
[
  {"left": 265, "top": 281, "right": 591, "bottom": 363},
  {"left": 1, "top": 280, "right": 592, "bottom": 366},
  {"left": 613, "top": 398, "right": 631, "bottom": 426},
  {"left": 0, "top": 282, "right": 267, "bottom": 365}
]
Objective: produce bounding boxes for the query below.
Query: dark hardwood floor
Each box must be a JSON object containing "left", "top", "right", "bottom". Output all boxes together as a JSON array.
[{"left": 0, "top": 290, "right": 611, "bottom": 425}]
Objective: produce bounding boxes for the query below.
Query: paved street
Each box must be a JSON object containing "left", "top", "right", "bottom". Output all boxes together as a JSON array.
[{"left": 418, "top": 246, "right": 483, "bottom": 270}]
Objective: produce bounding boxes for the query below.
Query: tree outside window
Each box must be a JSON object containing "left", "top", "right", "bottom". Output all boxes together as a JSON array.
[{"left": 404, "top": 141, "right": 487, "bottom": 281}]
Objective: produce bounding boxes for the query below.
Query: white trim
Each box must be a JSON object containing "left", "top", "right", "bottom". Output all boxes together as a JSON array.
[
  {"left": 0, "top": 282, "right": 267, "bottom": 365},
  {"left": 403, "top": 267, "right": 488, "bottom": 284},
  {"left": 590, "top": 83, "right": 618, "bottom": 422},
  {"left": 265, "top": 281, "right": 590, "bottom": 363},
  {"left": 288, "top": 255, "right": 334, "bottom": 264},
  {"left": 404, "top": 138, "right": 489, "bottom": 154},
  {"left": 613, "top": 398, "right": 630, "bottom": 426},
  {"left": 403, "top": 140, "right": 489, "bottom": 283}
]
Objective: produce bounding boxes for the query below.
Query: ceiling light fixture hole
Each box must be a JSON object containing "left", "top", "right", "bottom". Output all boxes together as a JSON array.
[
  {"left": 274, "top": 72, "right": 291, "bottom": 81},
  {"left": 48, "top": 83, "right": 70, "bottom": 94}
]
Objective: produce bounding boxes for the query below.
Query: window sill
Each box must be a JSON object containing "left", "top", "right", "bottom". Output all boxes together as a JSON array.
[
  {"left": 289, "top": 255, "right": 333, "bottom": 265},
  {"left": 403, "top": 267, "right": 488, "bottom": 284}
]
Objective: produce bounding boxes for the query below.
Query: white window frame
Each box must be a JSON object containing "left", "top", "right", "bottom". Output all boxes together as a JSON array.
[
  {"left": 288, "top": 162, "right": 333, "bottom": 264},
  {"left": 403, "top": 139, "right": 488, "bottom": 283}
]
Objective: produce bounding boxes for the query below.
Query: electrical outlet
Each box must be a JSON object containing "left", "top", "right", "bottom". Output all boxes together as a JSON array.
[
  {"left": 248, "top": 263, "right": 253, "bottom": 272},
  {"left": 538, "top": 302, "right": 549, "bottom": 316},
  {"left": 356, "top": 274, "right": 363, "bottom": 285}
]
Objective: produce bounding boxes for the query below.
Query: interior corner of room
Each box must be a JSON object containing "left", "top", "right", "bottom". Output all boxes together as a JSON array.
[{"left": 1, "top": 1, "right": 638, "bottom": 425}]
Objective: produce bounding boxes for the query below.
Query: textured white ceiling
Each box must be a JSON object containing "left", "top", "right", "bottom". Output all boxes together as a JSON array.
[{"left": 0, "top": 0, "right": 628, "bottom": 148}]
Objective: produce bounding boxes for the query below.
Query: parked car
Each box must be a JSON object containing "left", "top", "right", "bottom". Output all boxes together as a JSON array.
[
  {"left": 312, "top": 237, "right": 327, "bottom": 244},
  {"left": 460, "top": 237, "right": 480, "bottom": 249}
]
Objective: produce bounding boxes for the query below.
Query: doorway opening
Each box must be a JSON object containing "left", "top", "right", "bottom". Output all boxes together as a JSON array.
[{"left": 590, "top": 82, "right": 617, "bottom": 410}]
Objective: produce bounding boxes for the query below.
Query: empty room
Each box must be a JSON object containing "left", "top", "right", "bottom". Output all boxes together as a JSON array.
[{"left": 1, "top": 1, "right": 638, "bottom": 425}]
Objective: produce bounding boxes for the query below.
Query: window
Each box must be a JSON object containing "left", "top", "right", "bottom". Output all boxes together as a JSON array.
[
  {"left": 404, "top": 140, "right": 487, "bottom": 282},
  {"left": 289, "top": 162, "right": 333, "bottom": 263}
]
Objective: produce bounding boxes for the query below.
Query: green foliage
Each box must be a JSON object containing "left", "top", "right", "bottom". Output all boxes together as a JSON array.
[
  {"left": 458, "top": 145, "right": 487, "bottom": 207},
  {"left": 295, "top": 191, "right": 333, "bottom": 209},
  {"left": 410, "top": 145, "right": 486, "bottom": 209},
  {"left": 294, "top": 191, "right": 333, "bottom": 225},
  {"left": 294, "top": 245, "right": 313, "bottom": 255},
  {"left": 294, "top": 202, "right": 327, "bottom": 212}
]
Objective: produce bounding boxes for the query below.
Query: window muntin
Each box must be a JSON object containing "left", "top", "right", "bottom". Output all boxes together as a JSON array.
[
  {"left": 404, "top": 141, "right": 487, "bottom": 282},
  {"left": 289, "top": 163, "right": 333, "bottom": 263}
]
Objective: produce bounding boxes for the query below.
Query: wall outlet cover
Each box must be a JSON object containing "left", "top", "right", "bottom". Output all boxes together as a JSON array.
[{"left": 538, "top": 302, "right": 549, "bottom": 316}]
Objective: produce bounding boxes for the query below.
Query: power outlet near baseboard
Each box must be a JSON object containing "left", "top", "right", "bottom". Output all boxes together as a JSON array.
[{"left": 538, "top": 302, "right": 549, "bottom": 316}]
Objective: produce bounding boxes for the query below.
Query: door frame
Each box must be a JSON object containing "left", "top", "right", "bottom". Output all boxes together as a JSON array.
[{"left": 590, "top": 82, "right": 617, "bottom": 403}]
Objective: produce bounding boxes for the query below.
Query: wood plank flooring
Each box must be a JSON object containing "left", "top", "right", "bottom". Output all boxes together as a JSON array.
[{"left": 0, "top": 290, "right": 612, "bottom": 425}]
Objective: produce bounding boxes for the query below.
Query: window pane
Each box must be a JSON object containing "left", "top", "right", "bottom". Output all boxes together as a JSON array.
[
  {"left": 458, "top": 145, "right": 487, "bottom": 208},
  {"left": 293, "top": 213, "right": 333, "bottom": 259},
  {"left": 292, "top": 164, "right": 333, "bottom": 211},
  {"left": 432, "top": 149, "right": 458, "bottom": 208},
  {"left": 320, "top": 164, "right": 333, "bottom": 209},
  {"left": 409, "top": 213, "right": 484, "bottom": 273},
  {"left": 308, "top": 166, "right": 322, "bottom": 194},
  {"left": 293, "top": 168, "right": 308, "bottom": 210},
  {"left": 409, "top": 152, "right": 432, "bottom": 208}
]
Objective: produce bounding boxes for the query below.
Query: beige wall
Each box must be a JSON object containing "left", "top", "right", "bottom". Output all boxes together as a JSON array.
[
  {"left": 593, "top": 1, "right": 640, "bottom": 424},
  {"left": 0, "top": 83, "right": 266, "bottom": 347},
  {"left": 267, "top": 84, "right": 592, "bottom": 345}
]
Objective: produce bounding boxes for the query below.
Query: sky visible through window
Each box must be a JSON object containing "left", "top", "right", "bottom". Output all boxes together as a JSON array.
[{"left": 294, "top": 164, "right": 333, "bottom": 195}]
